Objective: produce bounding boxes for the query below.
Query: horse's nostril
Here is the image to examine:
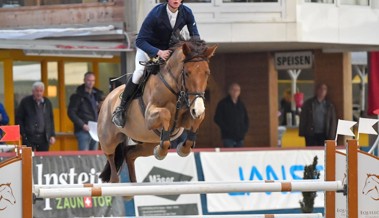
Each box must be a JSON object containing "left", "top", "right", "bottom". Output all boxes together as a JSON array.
[{"left": 192, "top": 109, "right": 196, "bottom": 115}]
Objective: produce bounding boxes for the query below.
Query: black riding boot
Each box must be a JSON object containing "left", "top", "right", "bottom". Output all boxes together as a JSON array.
[{"left": 112, "top": 80, "right": 139, "bottom": 128}]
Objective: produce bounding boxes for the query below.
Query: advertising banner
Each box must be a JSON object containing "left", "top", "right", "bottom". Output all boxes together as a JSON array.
[
  {"left": 32, "top": 154, "right": 125, "bottom": 218},
  {"left": 335, "top": 151, "right": 347, "bottom": 218},
  {"left": 134, "top": 153, "right": 201, "bottom": 216},
  {"left": 357, "top": 151, "right": 379, "bottom": 218},
  {"left": 200, "top": 150, "right": 325, "bottom": 212},
  {"left": 0, "top": 159, "right": 22, "bottom": 218}
]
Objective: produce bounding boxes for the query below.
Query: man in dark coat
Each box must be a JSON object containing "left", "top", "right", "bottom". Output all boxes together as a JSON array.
[
  {"left": 299, "top": 83, "right": 337, "bottom": 146},
  {"left": 112, "top": 0, "right": 200, "bottom": 128},
  {"left": 16, "top": 82, "right": 55, "bottom": 151},
  {"left": 68, "top": 72, "right": 104, "bottom": 150},
  {"left": 214, "top": 83, "right": 249, "bottom": 148}
]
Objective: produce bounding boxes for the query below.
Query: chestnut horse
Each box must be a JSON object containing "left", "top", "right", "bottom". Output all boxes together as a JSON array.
[{"left": 98, "top": 38, "right": 217, "bottom": 183}]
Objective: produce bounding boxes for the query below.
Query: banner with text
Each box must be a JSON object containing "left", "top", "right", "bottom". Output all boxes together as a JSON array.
[
  {"left": 200, "top": 150, "right": 325, "bottom": 212},
  {"left": 134, "top": 153, "right": 201, "bottom": 216},
  {"left": 357, "top": 151, "right": 379, "bottom": 218},
  {"left": 32, "top": 154, "right": 125, "bottom": 218}
]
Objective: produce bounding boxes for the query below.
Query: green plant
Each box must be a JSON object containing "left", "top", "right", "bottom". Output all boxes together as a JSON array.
[{"left": 299, "top": 156, "right": 320, "bottom": 213}]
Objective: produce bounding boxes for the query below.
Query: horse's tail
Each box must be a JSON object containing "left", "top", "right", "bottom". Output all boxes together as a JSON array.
[{"left": 99, "top": 142, "right": 126, "bottom": 183}]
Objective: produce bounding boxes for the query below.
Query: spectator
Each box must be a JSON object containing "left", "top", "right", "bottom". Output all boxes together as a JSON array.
[
  {"left": 16, "top": 82, "right": 56, "bottom": 151},
  {"left": 0, "top": 102, "right": 9, "bottom": 142},
  {"left": 279, "top": 89, "right": 292, "bottom": 126},
  {"left": 68, "top": 72, "right": 104, "bottom": 151},
  {"left": 299, "top": 83, "right": 337, "bottom": 146},
  {"left": 214, "top": 83, "right": 249, "bottom": 148}
]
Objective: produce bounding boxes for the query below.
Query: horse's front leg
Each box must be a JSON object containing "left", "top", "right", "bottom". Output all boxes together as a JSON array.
[
  {"left": 177, "top": 114, "right": 204, "bottom": 157},
  {"left": 145, "top": 105, "right": 172, "bottom": 160}
]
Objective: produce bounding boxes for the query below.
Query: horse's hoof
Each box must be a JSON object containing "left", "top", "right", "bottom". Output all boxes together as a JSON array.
[
  {"left": 110, "top": 176, "right": 120, "bottom": 183},
  {"left": 154, "top": 145, "right": 167, "bottom": 160},
  {"left": 123, "top": 196, "right": 134, "bottom": 201},
  {"left": 176, "top": 143, "right": 191, "bottom": 157}
]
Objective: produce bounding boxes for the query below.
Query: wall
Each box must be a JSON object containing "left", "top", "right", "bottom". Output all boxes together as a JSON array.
[
  {"left": 197, "top": 52, "right": 278, "bottom": 148},
  {"left": 0, "top": 0, "right": 124, "bottom": 28}
]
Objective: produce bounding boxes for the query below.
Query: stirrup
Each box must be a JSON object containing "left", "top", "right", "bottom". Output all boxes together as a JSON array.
[{"left": 112, "top": 107, "right": 126, "bottom": 128}]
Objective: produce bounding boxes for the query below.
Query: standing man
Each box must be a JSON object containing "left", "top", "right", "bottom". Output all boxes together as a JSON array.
[
  {"left": 68, "top": 72, "right": 104, "bottom": 150},
  {"left": 112, "top": 0, "right": 200, "bottom": 128},
  {"left": 16, "top": 82, "right": 55, "bottom": 151},
  {"left": 214, "top": 83, "right": 249, "bottom": 148},
  {"left": 299, "top": 83, "right": 337, "bottom": 146}
]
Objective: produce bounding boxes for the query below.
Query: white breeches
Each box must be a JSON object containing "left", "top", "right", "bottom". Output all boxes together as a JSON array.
[{"left": 132, "top": 48, "right": 150, "bottom": 84}]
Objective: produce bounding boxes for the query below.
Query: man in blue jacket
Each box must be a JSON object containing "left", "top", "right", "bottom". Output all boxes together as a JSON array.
[
  {"left": 112, "top": 0, "right": 200, "bottom": 128},
  {"left": 0, "top": 102, "right": 9, "bottom": 142}
]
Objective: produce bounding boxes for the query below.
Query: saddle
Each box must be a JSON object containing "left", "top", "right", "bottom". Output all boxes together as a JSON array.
[{"left": 133, "top": 58, "right": 165, "bottom": 99}]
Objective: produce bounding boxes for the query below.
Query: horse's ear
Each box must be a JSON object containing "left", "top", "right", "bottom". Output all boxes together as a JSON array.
[
  {"left": 204, "top": 45, "right": 218, "bottom": 59},
  {"left": 182, "top": 43, "right": 192, "bottom": 57}
]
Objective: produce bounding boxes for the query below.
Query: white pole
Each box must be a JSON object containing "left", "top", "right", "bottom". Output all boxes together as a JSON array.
[
  {"left": 80, "top": 214, "right": 323, "bottom": 218},
  {"left": 287, "top": 69, "right": 302, "bottom": 111},
  {"left": 354, "top": 65, "right": 366, "bottom": 113},
  {"left": 36, "top": 181, "right": 343, "bottom": 198}
]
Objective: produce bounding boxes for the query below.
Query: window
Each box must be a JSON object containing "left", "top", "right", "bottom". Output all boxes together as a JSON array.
[
  {"left": 223, "top": 0, "right": 278, "bottom": 2},
  {"left": 340, "top": 0, "right": 369, "bottom": 6},
  {"left": 304, "top": 0, "right": 334, "bottom": 3},
  {"left": 157, "top": 0, "right": 211, "bottom": 3},
  {"left": 13, "top": 62, "right": 41, "bottom": 109}
]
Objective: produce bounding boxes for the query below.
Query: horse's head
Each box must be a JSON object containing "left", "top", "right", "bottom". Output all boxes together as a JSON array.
[
  {"left": 0, "top": 183, "right": 16, "bottom": 205},
  {"left": 362, "top": 174, "right": 379, "bottom": 195},
  {"left": 168, "top": 38, "right": 217, "bottom": 119}
]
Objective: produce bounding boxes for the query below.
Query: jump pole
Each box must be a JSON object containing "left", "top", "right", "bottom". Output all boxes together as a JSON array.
[{"left": 35, "top": 180, "right": 343, "bottom": 198}]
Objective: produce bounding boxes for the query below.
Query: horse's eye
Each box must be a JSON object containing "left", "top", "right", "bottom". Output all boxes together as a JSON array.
[{"left": 185, "top": 71, "right": 189, "bottom": 77}]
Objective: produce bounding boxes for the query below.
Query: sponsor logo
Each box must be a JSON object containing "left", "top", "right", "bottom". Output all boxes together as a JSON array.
[
  {"left": 230, "top": 164, "right": 324, "bottom": 196},
  {"left": 54, "top": 196, "right": 112, "bottom": 210},
  {"left": 34, "top": 163, "right": 109, "bottom": 211},
  {"left": 143, "top": 167, "right": 193, "bottom": 201},
  {"left": 0, "top": 183, "right": 16, "bottom": 211},
  {"left": 362, "top": 174, "right": 379, "bottom": 201}
]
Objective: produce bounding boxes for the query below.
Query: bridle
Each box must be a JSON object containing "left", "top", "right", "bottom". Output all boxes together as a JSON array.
[
  {"left": 159, "top": 55, "right": 208, "bottom": 111},
  {"left": 158, "top": 55, "right": 208, "bottom": 132}
]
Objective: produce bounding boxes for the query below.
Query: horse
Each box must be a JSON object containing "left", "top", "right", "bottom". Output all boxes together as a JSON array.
[
  {"left": 0, "top": 183, "right": 16, "bottom": 210},
  {"left": 98, "top": 37, "right": 217, "bottom": 183},
  {"left": 362, "top": 174, "right": 379, "bottom": 200}
]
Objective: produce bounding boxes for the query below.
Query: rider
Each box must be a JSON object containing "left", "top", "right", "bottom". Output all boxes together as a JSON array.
[{"left": 112, "top": 0, "right": 200, "bottom": 128}]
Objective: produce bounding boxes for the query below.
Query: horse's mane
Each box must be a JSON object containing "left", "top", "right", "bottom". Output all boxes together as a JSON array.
[
  {"left": 169, "top": 31, "right": 207, "bottom": 59},
  {"left": 367, "top": 174, "right": 379, "bottom": 179}
]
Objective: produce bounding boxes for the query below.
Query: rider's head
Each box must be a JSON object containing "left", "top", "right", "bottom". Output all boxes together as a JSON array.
[{"left": 166, "top": 0, "right": 182, "bottom": 11}]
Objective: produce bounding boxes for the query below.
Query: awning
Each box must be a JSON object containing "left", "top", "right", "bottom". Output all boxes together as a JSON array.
[
  {"left": 0, "top": 25, "right": 134, "bottom": 58},
  {"left": 0, "top": 25, "right": 123, "bottom": 40}
]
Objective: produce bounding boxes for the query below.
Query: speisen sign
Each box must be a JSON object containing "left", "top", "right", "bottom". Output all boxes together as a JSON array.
[{"left": 275, "top": 51, "right": 313, "bottom": 70}]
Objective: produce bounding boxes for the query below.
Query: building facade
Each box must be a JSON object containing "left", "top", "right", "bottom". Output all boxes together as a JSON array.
[{"left": 1, "top": 0, "right": 378, "bottom": 149}]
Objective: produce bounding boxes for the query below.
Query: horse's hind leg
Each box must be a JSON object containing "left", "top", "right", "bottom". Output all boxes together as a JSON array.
[
  {"left": 106, "top": 154, "right": 120, "bottom": 183},
  {"left": 125, "top": 143, "right": 155, "bottom": 183}
]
